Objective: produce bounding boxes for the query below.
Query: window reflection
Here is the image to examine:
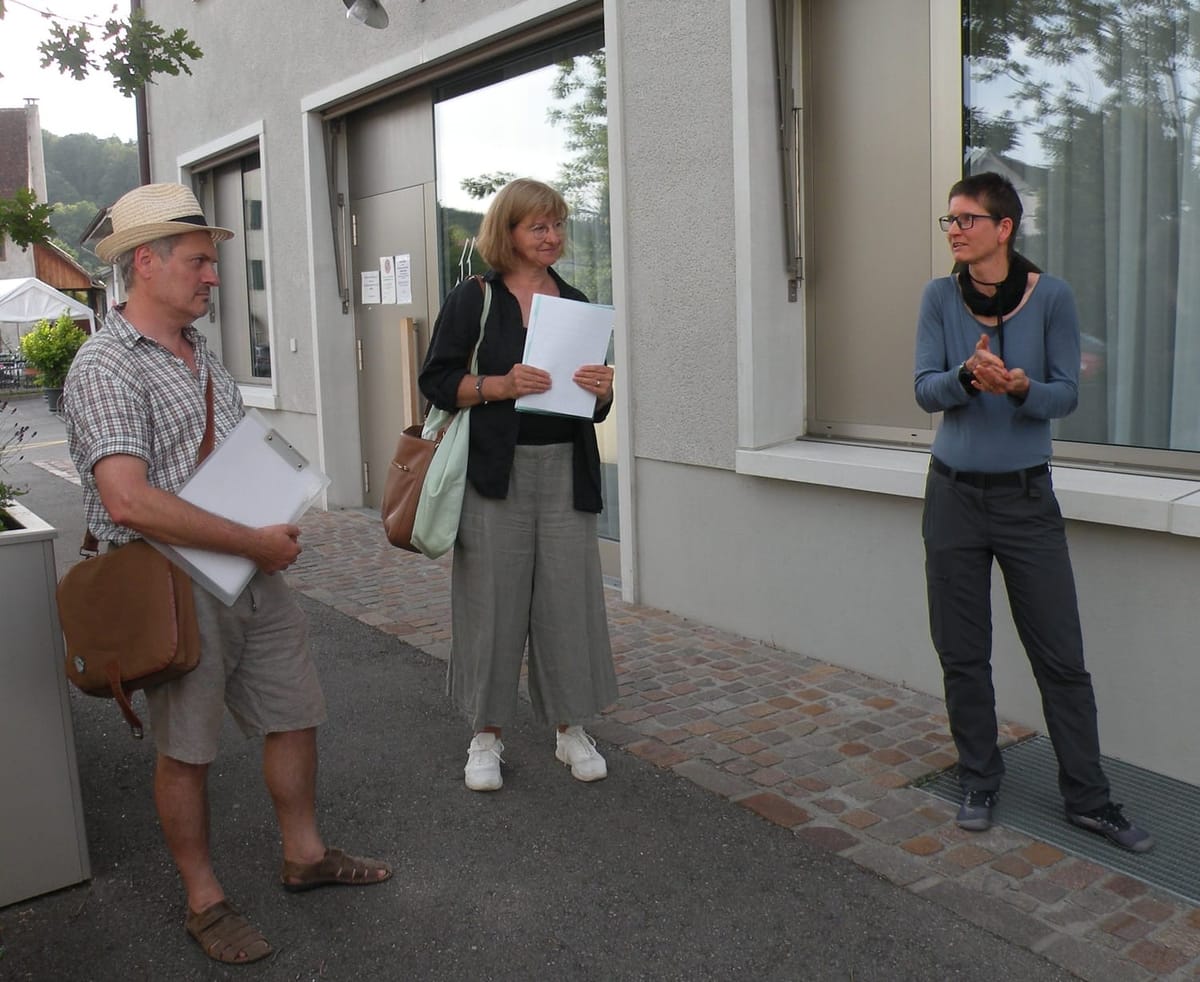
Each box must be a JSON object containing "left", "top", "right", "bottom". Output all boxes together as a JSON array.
[
  {"left": 199, "top": 150, "right": 272, "bottom": 384},
  {"left": 965, "top": 1, "right": 1200, "bottom": 453},
  {"left": 241, "top": 163, "right": 269, "bottom": 379}
]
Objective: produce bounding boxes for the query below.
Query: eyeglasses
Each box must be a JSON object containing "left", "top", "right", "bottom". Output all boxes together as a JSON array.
[
  {"left": 519, "top": 220, "right": 566, "bottom": 240},
  {"left": 938, "top": 213, "right": 1000, "bottom": 232}
]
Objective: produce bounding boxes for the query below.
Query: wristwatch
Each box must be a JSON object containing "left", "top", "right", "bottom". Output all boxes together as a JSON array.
[{"left": 957, "top": 361, "right": 976, "bottom": 394}]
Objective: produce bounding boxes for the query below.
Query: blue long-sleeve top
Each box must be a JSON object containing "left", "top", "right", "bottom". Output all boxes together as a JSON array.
[{"left": 913, "top": 274, "right": 1080, "bottom": 472}]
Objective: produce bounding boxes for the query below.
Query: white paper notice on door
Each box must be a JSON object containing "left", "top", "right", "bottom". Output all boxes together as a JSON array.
[
  {"left": 379, "top": 256, "right": 397, "bottom": 304},
  {"left": 394, "top": 253, "right": 412, "bottom": 304},
  {"left": 514, "top": 294, "right": 615, "bottom": 419},
  {"left": 360, "top": 270, "right": 381, "bottom": 305}
]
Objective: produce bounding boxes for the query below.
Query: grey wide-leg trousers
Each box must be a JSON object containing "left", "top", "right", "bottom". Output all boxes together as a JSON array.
[{"left": 448, "top": 443, "right": 618, "bottom": 731}]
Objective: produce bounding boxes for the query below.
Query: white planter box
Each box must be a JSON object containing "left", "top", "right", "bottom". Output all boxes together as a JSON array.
[{"left": 0, "top": 501, "right": 90, "bottom": 907}]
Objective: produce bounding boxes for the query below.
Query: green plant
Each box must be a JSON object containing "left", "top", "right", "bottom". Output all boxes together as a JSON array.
[
  {"left": 0, "top": 188, "right": 55, "bottom": 250},
  {"left": 0, "top": 401, "right": 33, "bottom": 510},
  {"left": 18, "top": 312, "right": 88, "bottom": 389}
]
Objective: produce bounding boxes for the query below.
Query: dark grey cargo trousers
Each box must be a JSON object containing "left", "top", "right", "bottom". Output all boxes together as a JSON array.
[{"left": 922, "top": 465, "right": 1110, "bottom": 813}]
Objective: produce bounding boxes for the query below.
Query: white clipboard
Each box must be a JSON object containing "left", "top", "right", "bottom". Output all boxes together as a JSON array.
[
  {"left": 149, "top": 411, "right": 330, "bottom": 605},
  {"left": 514, "top": 294, "right": 615, "bottom": 419}
]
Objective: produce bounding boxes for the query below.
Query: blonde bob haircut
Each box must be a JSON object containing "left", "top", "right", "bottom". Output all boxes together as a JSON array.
[{"left": 476, "top": 178, "right": 569, "bottom": 273}]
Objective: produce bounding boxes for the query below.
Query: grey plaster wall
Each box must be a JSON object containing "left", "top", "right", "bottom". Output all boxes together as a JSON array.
[
  {"left": 144, "top": 0, "right": 745, "bottom": 478},
  {"left": 614, "top": 2, "right": 739, "bottom": 469},
  {"left": 633, "top": 458, "right": 1200, "bottom": 786}
]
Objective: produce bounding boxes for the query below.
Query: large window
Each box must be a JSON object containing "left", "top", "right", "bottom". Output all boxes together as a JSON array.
[
  {"left": 432, "top": 31, "right": 618, "bottom": 538},
  {"left": 194, "top": 149, "right": 272, "bottom": 384},
  {"left": 965, "top": 1, "right": 1200, "bottom": 456}
]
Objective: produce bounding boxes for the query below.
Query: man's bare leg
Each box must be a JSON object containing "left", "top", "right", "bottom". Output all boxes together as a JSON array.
[
  {"left": 263, "top": 728, "right": 325, "bottom": 867},
  {"left": 154, "top": 754, "right": 223, "bottom": 914},
  {"left": 266, "top": 728, "right": 390, "bottom": 887}
]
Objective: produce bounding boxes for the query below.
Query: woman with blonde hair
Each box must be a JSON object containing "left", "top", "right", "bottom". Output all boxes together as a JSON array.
[{"left": 419, "top": 178, "right": 618, "bottom": 792}]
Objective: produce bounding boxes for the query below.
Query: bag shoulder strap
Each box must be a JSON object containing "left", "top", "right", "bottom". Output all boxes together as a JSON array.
[
  {"left": 80, "top": 374, "right": 215, "bottom": 556},
  {"left": 197, "top": 371, "right": 216, "bottom": 463},
  {"left": 470, "top": 275, "right": 490, "bottom": 372}
]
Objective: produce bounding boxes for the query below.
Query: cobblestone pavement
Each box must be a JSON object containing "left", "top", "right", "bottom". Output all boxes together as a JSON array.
[{"left": 280, "top": 506, "right": 1200, "bottom": 982}]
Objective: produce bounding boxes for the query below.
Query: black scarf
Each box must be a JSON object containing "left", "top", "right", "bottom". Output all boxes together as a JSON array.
[
  {"left": 955, "top": 252, "right": 1040, "bottom": 321},
  {"left": 955, "top": 252, "right": 1040, "bottom": 357}
]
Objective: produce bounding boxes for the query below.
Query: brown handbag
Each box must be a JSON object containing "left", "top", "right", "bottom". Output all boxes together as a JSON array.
[
  {"left": 58, "top": 541, "right": 201, "bottom": 738},
  {"left": 381, "top": 421, "right": 448, "bottom": 552},
  {"left": 56, "top": 377, "right": 214, "bottom": 738},
  {"left": 381, "top": 276, "right": 488, "bottom": 552}
]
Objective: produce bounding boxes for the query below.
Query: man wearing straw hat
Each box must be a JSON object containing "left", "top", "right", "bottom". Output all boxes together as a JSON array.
[{"left": 62, "top": 183, "right": 392, "bottom": 965}]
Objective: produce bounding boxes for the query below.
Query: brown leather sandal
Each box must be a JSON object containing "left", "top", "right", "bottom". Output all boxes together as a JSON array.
[
  {"left": 185, "top": 900, "right": 272, "bottom": 964},
  {"left": 280, "top": 847, "right": 393, "bottom": 893}
]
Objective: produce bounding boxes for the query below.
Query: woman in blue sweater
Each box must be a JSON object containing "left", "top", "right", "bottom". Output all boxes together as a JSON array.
[{"left": 914, "top": 172, "right": 1152, "bottom": 853}]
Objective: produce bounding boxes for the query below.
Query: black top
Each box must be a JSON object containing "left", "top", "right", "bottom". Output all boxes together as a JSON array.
[{"left": 418, "top": 268, "right": 612, "bottom": 513}]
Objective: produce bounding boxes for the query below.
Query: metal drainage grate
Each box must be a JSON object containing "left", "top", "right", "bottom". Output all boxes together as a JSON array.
[{"left": 919, "top": 735, "right": 1199, "bottom": 906}]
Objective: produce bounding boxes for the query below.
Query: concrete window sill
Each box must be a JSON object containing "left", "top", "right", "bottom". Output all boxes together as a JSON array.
[{"left": 735, "top": 441, "right": 1200, "bottom": 538}]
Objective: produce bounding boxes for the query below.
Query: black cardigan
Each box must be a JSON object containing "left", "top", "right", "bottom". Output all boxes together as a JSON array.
[{"left": 418, "top": 268, "right": 612, "bottom": 513}]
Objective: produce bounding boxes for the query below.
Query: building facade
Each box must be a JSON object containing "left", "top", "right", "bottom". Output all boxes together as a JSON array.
[{"left": 140, "top": 0, "right": 1200, "bottom": 785}]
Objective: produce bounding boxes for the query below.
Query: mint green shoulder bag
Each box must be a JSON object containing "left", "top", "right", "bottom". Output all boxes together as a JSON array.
[{"left": 411, "top": 278, "right": 490, "bottom": 558}]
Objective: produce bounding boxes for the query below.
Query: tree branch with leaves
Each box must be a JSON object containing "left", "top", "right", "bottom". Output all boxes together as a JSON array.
[
  {"left": 0, "top": 188, "right": 55, "bottom": 250},
  {"left": 36, "top": 7, "right": 202, "bottom": 98}
]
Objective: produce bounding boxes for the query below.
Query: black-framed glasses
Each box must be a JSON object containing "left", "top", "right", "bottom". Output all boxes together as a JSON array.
[{"left": 938, "top": 213, "right": 1000, "bottom": 232}]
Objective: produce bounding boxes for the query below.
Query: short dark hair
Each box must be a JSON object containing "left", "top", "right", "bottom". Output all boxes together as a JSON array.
[{"left": 948, "top": 172, "right": 1023, "bottom": 251}]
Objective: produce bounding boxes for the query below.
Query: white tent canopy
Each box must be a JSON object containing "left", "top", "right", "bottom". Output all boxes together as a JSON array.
[{"left": 0, "top": 277, "right": 96, "bottom": 341}]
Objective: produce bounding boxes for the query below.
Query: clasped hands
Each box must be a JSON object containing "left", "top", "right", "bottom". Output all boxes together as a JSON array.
[
  {"left": 494, "top": 363, "right": 614, "bottom": 402},
  {"left": 963, "top": 334, "right": 1030, "bottom": 398}
]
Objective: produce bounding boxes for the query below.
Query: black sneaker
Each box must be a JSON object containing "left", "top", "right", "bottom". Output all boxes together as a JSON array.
[
  {"left": 1066, "top": 802, "right": 1155, "bottom": 853},
  {"left": 956, "top": 789, "right": 997, "bottom": 831}
]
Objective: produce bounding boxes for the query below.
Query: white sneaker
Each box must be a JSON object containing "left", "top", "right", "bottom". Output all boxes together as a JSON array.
[
  {"left": 555, "top": 726, "right": 607, "bottom": 782},
  {"left": 464, "top": 732, "right": 504, "bottom": 791}
]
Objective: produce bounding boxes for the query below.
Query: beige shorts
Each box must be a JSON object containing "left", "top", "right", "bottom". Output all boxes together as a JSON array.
[{"left": 145, "top": 570, "right": 327, "bottom": 764}]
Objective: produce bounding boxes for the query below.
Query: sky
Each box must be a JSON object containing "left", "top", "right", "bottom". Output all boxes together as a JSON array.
[
  {"left": 435, "top": 66, "right": 576, "bottom": 212},
  {"left": 0, "top": 0, "right": 138, "bottom": 141}
]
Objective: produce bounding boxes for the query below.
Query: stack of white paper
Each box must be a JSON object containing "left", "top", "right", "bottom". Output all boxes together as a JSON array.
[
  {"left": 515, "top": 294, "right": 615, "bottom": 419},
  {"left": 149, "top": 411, "right": 330, "bottom": 605}
]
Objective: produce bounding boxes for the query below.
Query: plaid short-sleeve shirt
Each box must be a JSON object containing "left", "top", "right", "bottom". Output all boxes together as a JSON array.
[{"left": 63, "top": 306, "right": 245, "bottom": 544}]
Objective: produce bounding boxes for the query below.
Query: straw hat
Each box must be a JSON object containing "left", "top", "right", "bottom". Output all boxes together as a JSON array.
[{"left": 95, "top": 183, "right": 234, "bottom": 263}]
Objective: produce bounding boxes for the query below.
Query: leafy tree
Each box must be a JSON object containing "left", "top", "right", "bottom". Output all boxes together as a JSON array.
[
  {"left": 44, "top": 163, "right": 80, "bottom": 204},
  {"left": 547, "top": 51, "right": 608, "bottom": 219},
  {"left": 0, "top": 188, "right": 54, "bottom": 250},
  {"left": 34, "top": 7, "right": 203, "bottom": 98},
  {"left": 547, "top": 52, "right": 610, "bottom": 303},
  {"left": 43, "top": 132, "right": 138, "bottom": 205},
  {"left": 967, "top": 2, "right": 1200, "bottom": 159},
  {"left": 48, "top": 199, "right": 102, "bottom": 270},
  {"left": 460, "top": 172, "right": 517, "bottom": 200}
]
